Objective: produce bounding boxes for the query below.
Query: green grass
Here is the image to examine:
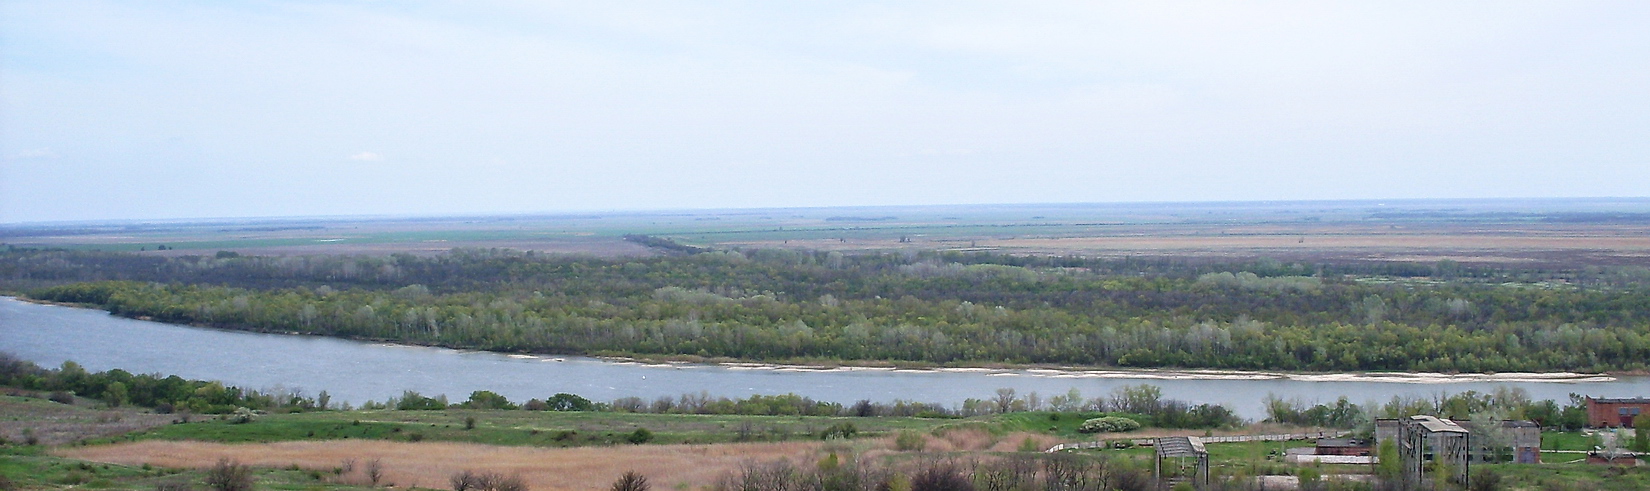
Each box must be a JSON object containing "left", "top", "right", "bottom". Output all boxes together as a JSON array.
[
  {"left": 989, "top": 411, "right": 1153, "bottom": 439},
  {"left": 1487, "top": 461, "right": 1650, "bottom": 491},
  {"left": 1542, "top": 431, "right": 1600, "bottom": 451},
  {"left": 0, "top": 446, "right": 399, "bottom": 491},
  {"left": 88, "top": 409, "right": 961, "bottom": 447}
]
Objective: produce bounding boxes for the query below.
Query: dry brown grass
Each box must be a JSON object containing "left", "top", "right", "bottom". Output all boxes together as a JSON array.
[
  {"left": 57, "top": 439, "right": 826, "bottom": 491},
  {"left": 0, "top": 397, "right": 175, "bottom": 446}
]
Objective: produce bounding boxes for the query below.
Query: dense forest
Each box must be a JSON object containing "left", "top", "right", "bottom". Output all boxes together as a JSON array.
[{"left": 5, "top": 245, "right": 1650, "bottom": 372}]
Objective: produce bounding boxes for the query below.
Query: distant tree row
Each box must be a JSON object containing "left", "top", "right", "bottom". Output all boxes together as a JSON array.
[
  {"left": 0, "top": 353, "right": 317, "bottom": 414},
  {"left": 8, "top": 247, "right": 1650, "bottom": 372}
]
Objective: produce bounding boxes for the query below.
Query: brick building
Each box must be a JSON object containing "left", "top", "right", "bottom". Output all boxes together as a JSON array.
[{"left": 1585, "top": 397, "right": 1650, "bottom": 428}]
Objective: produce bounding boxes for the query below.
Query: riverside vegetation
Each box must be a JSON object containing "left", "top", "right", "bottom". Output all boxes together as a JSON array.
[
  {"left": 6, "top": 246, "right": 1650, "bottom": 372},
  {"left": 4, "top": 359, "right": 1649, "bottom": 490}
]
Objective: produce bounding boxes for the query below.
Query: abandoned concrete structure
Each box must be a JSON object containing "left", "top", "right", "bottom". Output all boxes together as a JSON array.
[
  {"left": 1153, "top": 436, "right": 1209, "bottom": 488},
  {"left": 1376, "top": 418, "right": 1540, "bottom": 464},
  {"left": 1457, "top": 420, "right": 1541, "bottom": 464},
  {"left": 1397, "top": 416, "right": 1471, "bottom": 485}
]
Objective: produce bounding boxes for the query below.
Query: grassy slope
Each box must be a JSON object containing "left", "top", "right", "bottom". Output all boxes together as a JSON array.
[{"left": 6, "top": 392, "right": 1647, "bottom": 490}]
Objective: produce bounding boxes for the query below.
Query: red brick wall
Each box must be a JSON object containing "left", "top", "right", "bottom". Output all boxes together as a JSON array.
[{"left": 1586, "top": 400, "right": 1650, "bottom": 427}]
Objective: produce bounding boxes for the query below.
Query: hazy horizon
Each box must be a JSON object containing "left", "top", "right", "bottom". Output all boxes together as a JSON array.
[
  {"left": 6, "top": 2, "right": 1648, "bottom": 223},
  {"left": 7, "top": 195, "right": 1650, "bottom": 227}
]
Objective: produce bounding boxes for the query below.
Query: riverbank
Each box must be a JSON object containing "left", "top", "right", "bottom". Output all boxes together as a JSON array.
[{"left": 8, "top": 295, "right": 1619, "bottom": 385}]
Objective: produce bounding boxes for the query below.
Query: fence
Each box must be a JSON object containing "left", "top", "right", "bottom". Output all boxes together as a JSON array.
[{"left": 1046, "top": 431, "right": 1351, "bottom": 453}]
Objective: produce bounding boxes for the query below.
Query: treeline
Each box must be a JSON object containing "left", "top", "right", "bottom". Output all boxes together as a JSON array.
[
  {"left": 0, "top": 353, "right": 1239, "bottom": 430},
  {"left": 1263, "top": 387, "right": 1593, "bottom": 431},
  {"left": 0, "top": 353, "right": 317, "bottom": 414},
  {"left": 370, "top": 384, "right": 1239, "bottom": 429},
  {"left": 8, "top": 247, "right": 1650, "bottom": 371}
]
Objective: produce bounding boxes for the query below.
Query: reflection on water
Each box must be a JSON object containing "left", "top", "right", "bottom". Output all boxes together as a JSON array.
[{"left": 3, "top": 297, "right": 1646, "bottom": 420}]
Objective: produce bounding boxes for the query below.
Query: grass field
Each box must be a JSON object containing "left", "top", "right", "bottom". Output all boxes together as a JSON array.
[
  {"left": 9, "top": 396, "right": 1647, "bottom": 491},
  {"left": 85, "top": 408, "right": 959, "bottom": 448}
]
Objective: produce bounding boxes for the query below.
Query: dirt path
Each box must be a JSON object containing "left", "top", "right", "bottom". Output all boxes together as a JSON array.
[{"left": 57, "top": 440, "right": 825, "bottom": 490}]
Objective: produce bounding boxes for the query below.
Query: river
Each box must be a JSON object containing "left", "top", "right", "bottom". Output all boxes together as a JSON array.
[{"left": 3, "top": 296, "right": 1645, "bottom": 420}]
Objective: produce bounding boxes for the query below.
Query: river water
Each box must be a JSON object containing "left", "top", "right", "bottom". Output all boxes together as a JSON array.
[{"left": 3, "top": 297, "right": 1646, "bottom": 420}]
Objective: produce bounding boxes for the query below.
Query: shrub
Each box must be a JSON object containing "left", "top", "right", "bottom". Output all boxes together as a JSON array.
[
  {"left": 58, "top": 472, "right": 91, "bottom": 485},
  {"left": 911, "top": 461, "right": 973, "bottom": 491},
  {"left": 895, "top": 430, "right": 927, "bottom": 451},
  {"left": 154, "top": 480, "right": 193, "bottom": 491},
  {"left": 494, "top": 474, "right": 528, "bottom": 491},
  {"left": 451, "top": 470, "right": 480, "bottom": 491},
  {"left": 1077, "top": 417, "right": 1141, "bottom": 433},
  {"left": 204, "top": 458, "right": 254, "bottom": 491},
  {"left": 366, "top": 458, "right": 384, "bottom": 486},
  {"left": 611, "top": 471, "right": 650, "bottom": 491},
  {"left": 453, "top": 471, "right": 527, "bottom": 491},
  {"left": 820, "top": 423, "right": 858, "bottom": 440},
  {"left": 626, "top": 428, "right": 654, "bottom": 444},
  {"left": 229, "top": 407, "right": 256, "bottom": 424},
  {"left": 49, "top": 391, "right": 74, "bottom": 404},
  {"left": 1469, "top": 468, "right": 1502, "bottom": 491}
]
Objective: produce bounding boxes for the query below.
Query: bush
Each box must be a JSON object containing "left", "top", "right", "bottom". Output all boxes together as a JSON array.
[
  {"left": 1078, "top": 416, "right": 1141, "bottom": 433},
  {"left": 205, "top": 458, "right": 254, "bottom": 491},
  {"left": 451, "top": 470, "right": 480, "bottom": 491},
  {"left": 611, "top": 471, "right": 650, "bottom": 491},
  {"left": 1468, "top": 468, "right": 1502, "bottom": 491},
  {"left": 911, "top": 461, "right": 973, "bottom": 491},
  {"left": 820, "top": 423, "right": 858, "bottom": 440},
  {"left": 49, "top": 391, "right": 74, "bottom": 404},
  {"left": 895, "top": 430, "right": 927, "bottom": 451},
  {"left": 452, "top": 470, "right": 528, "bottom": 491},
  {"left": 627, "top": 428, "right": 654, "bottom": 444},
  {"left": 229, "top": 407, "right": 256, "bottom": 424}
]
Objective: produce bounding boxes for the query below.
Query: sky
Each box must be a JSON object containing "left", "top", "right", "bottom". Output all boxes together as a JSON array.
[{"left": 3, "top": 1, "right": 1649, "bottom": 223}]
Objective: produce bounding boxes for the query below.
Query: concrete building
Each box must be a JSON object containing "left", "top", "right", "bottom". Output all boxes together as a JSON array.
[
  {"left": 1457, "top": 420, "right": 1541, "bottom": 464},
  {"left": 1585, "top": 397, "right": 1650, "bottom": 428},
  {"left": 1376, "top": 418, "right": 1541, "bottom": 464}
]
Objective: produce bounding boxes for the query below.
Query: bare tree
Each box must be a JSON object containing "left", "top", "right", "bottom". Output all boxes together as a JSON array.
[
  {"left": 365, "top": 458, "right": 384, "bottom": 486},
  {"left": 994, "top": 388, "right": 1018, "bottom": 414},
  {"left": 204, "top": 458, "right": 253, "bottom": 491}
]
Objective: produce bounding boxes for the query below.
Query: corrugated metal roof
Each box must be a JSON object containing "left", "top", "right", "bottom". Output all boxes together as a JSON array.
[
  {"left": 1590, "top": 397, "right": 1650, "bottom": 404},
  {"left": 1155, "top": 436, "right": 1207, "bottom": 457},
  {"left": 1409, "top": 415, "right": 1468, "bottom": 434}
]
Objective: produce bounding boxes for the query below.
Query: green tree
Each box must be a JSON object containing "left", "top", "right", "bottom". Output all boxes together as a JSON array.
[
  {"left": 463, "top": 390, "right": 516, "bottom": 410},
  {"left": 103, "top": 381, "right": 128, "bottom": 408},
  {"left": 1635, "top": 414, "right": 1649, "bottom": 453},
  {"left": 1374, "top": 440, "right": 1400, "bottom": 482},
  {"left": 546, "top": 393, "right": 593, "bottom": 411}
]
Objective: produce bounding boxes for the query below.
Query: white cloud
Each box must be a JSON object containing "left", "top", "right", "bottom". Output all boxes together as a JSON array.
[
  {"left": 349, "top": 151, "right": 384, "bottom": 162},
  {"left": 7, "top": 148, "right": 59, "bottom": 160}
]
